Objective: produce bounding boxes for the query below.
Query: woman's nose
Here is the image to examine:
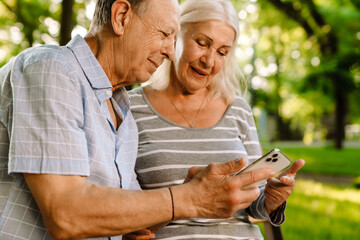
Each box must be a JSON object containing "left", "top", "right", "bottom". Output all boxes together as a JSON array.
[{"left": 200, "top": 50, "right": 215, "bottom": 69}]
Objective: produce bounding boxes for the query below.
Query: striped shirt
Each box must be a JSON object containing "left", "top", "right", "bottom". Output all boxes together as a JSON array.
[
  {"left": 0, "top": 35, "right": 140, "bottom": 240},
  {"left": 129, "top": 87, "right": 285, "bottom": 240}
]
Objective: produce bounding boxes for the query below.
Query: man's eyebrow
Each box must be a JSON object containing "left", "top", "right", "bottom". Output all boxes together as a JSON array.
[{"left": 161, "top": 27, "right": 175, "bottom": 35}]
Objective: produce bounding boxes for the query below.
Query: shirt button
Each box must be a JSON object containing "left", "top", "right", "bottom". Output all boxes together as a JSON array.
[{"left": 106, "top": 90, "right": 112, "bottom": 96}]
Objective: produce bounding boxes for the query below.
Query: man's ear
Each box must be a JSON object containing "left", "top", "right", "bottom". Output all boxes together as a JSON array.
[{"left": 111, "top": 0, "right": 132, "bottom": 36}]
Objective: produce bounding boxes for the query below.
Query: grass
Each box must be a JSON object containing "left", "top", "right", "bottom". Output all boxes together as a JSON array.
[
  {"left": 284, "top": 180, "right": 360, "bottom": 239},
  {"left": 262, "top": 144, "right": 360, "bottom": 177},
  {"left": 258, "top": 179, "right": 360, "bottom": 239},
  {"left": 257, "top": 142, "right": 360, "bottom": 239}
]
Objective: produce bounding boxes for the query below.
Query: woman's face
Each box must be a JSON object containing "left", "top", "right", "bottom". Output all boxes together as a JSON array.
[{"left": 174, "top": 20, "right": 235, "bottom": 93}]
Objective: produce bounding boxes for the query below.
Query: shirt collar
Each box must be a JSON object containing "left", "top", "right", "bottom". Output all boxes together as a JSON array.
[
  {"left": 66, "top": 35, "right": 130, "bottom": 117},
  {"left": 66, "top": 35, "right": 112, "bottom": 90}
]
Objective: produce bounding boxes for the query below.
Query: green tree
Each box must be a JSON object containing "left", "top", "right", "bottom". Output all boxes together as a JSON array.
[
  {"left": 236, "top": 0, "right": 360, "bottom": 148},
  {"left": 0, "top": 0, "right": 91, "bottom": 66},
  {"left": 266, "top": 0, "right": 360, "bottom": 148},
  {"left": 0, "top": 0, "right": 51, "bottom": 47}
]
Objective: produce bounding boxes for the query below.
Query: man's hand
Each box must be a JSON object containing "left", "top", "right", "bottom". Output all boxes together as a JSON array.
[
  {"left": 264, "top": 159, "right": 305, "bottom": 215},
  {"left": 183, "top": 165, "right": 205, "bottom": 183},
  {"left": 173, "top": 158, "right": 276, "bottom": 219}
]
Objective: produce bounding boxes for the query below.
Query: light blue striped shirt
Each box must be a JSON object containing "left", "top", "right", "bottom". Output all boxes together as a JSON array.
[{"left": 0, "top": 35, "right": 140, "bottom": 239}]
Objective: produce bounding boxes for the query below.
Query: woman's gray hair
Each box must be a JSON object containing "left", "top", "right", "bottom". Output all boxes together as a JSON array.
[
  {"left": 146, "top": 0, "right": 244, "bottom": 104},
  {"left": 91, "top": 0, "right": 148, "bottom": 30}
]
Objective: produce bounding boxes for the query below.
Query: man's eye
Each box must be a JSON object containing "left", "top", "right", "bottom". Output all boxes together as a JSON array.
[{"left": 162, "top": 32, "right": 170, "bottom": 37}]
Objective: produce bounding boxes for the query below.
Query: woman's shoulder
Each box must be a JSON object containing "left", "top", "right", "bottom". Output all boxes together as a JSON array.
[
  {"left": 225, "top": 95, "right": 256, "bottom": 131},
  {"left": 230, "top": 95, "right": 253, "bottom": 115},
  {"left": 128, "top": 86, "right": 146, "bottom": 107}
]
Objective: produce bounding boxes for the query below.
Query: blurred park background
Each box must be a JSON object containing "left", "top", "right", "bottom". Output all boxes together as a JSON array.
[{"left": 0, "top": 0, "right": 359, "bottom": 239}]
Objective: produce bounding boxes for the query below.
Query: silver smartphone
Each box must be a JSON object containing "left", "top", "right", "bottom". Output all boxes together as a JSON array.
[{"left": 236, "top": 148, "right": 291, "bottom": 189}]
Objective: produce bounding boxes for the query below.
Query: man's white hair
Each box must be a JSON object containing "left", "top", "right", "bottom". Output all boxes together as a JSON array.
[{"left": 145, "top": 0, "right": 244, "bottom": 104}]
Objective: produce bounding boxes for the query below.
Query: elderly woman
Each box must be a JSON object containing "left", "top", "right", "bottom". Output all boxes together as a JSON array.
[{"left": 129, "top": 0, "right": 304, "bottom": 239}]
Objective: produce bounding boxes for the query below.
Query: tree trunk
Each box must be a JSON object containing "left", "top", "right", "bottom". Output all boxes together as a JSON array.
[
  {"left": 333, "top": 78, "right": 347, "bottom": 149},
  {"left": 60, "top": 0, "right": 74, "bottom": 46}
]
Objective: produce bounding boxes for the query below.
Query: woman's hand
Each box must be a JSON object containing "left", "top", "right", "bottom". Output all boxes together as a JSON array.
[
  {"left": 122, "top": 229, "right": 155, "bottom": 240},
  {"left": 264, "top": 159, "right": 305, "bottom": 215}
]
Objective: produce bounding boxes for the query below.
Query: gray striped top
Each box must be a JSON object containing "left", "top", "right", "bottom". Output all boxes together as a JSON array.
[{"left": 129, "top": 87, "right": 285, "bottom": 240}]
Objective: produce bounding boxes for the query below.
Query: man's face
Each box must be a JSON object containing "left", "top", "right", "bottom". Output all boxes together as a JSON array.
[{"left": 116, "top": 0, "right": 180, "bottom": 86}]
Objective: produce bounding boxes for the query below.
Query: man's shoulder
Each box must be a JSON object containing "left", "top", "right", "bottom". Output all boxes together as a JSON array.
[
  {"left": 1, "top": 44, "right": 85, "bottom": 96},
  {"left": 11, "top": 44, "right": 75, "bottom": 74}
]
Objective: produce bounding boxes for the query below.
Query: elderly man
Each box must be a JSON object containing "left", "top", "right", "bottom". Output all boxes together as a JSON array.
[{"left": 0, "top": 0, "right": 275, "bottom": 239}]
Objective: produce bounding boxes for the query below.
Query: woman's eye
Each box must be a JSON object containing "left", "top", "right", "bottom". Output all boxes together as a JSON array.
[
  {"left": 218, "top": 49, "right": 228, "bottom": 56},
  {"left": 197, "top": 40, "right": 206, "bottom": 47}
]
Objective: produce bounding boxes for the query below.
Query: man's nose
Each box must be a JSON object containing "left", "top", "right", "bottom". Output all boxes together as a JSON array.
[{"left": 161, "top": 37, "right": 175, "bottom": 61}]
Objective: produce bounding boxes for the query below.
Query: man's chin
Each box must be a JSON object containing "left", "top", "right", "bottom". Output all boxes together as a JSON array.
[
  {"left": 115, "top": 72, "right": 151, "bottom": 88},
  {"left": 136, "top": 73, "right": 152, "bottom": 84}
]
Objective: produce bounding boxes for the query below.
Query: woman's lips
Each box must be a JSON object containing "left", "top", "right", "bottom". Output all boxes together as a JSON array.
[{"left": 191, "top": 66, "right": 207, "bottom": 76}]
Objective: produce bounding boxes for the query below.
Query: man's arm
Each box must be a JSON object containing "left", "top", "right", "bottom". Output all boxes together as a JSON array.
[
  {"left": 24, "top": 174, "right": 172, "bottom": 239},
  {"left": 24, "top": 158, "right": 275, "bottom": 239}
]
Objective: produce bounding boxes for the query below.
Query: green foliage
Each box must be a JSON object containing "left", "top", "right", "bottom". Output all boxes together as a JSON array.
[
  {"left": 233, "top": 0, "right": 360, "bottom": 143},
  {"left": 1, "top": 0, "right": 360, "bottom": 140},
  {"left": 0, "top": 0, "right": 92, "bottom": 67},
  {"left": 301, "top": 52, "right": 360, "bottom": 93}
]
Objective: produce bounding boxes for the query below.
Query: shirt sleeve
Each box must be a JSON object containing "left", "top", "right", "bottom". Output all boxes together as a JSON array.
[
  {"left": 8, "top": 58, "right": 90, "bottom": 176},
  {"left": 128, "top": 170, "right": 142, "bottom": 190},
  {"left": 246, "top": 187, "right": 286, "bottom": 226}
]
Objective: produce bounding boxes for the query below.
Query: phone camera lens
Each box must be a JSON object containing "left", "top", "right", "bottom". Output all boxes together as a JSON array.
[
  {"left": 272, "top": 158, "right": 278, "bottom": 162},
  {"left": 266, "top": 158, "right": 272, "bottom": 162},
  {"left": 272, "top": 154, "right": 278, "bottom": 157}
]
